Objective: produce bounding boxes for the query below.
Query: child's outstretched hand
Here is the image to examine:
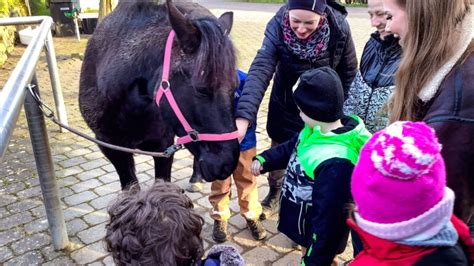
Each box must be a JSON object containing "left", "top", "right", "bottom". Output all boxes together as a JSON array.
[{"left": 251, "top": 160, "right": 263, "bottom": 176}]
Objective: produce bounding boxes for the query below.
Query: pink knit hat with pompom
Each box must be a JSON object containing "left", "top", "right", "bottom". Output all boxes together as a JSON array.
[{"left": 352, "top": 121, "right": 454, "bottom": 241}]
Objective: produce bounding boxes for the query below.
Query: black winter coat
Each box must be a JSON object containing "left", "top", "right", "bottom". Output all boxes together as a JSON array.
[
  {"left": 359, "top": 32, "right": 401, "bottom": 88},
  {"left": 235, "top": 2, "right": 357, "bottom": 143},
  {"left": 343, "top": 32, "right": 402, "bottom": 133}
]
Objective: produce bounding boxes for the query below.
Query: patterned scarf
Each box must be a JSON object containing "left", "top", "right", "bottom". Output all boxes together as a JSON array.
[{"left": 282, "top": 11, "right": 331, "bottom": 63}]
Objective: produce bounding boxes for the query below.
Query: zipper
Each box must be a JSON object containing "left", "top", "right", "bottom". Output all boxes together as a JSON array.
[
  {"left": 298, "top": 202, "right": 304, "bottom": 235},
  {"left": 363, "top": 59, "right": 387, "bottom": 121},
  {"left": 302, "top": 203, "right": 309, "bottom": 235}
]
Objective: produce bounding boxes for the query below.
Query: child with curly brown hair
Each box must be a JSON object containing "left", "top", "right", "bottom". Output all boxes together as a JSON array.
[{"left": 105, "top": 181, "right": 244, "bottom": 265}]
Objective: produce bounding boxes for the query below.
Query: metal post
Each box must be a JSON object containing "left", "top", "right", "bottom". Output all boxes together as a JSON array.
[
  {"left": 73, "top": 14, "right": 81, "bottom": 42},
  {"left": 24, "top": 74, "right": 69, "bottom": 250},
  {"left": 44, "top": 29, "right": 69, "bottom": 131}
]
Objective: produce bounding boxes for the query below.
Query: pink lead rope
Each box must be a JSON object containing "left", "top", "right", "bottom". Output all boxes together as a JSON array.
[{"left": 155, "top": 30, "right": 239, "bottom": 145}]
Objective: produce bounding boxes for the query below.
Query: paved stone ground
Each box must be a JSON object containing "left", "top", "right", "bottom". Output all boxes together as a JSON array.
[{"left": 0, "top": 3, "right": 371, "bottom": 265}]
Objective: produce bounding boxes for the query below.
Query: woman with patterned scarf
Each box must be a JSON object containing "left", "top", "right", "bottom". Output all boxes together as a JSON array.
[{"left": 234, "top": 0, "right": 357, "bottom": 221}]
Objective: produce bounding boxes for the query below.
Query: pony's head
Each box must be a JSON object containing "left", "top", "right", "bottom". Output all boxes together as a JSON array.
[{"left": 161, "top": 0, "right": 240, "bottom": 181}]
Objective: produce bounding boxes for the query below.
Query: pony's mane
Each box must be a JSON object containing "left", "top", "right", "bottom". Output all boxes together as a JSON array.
[{"left": 191, "top": 17, "right": 237, "bottom": 91}]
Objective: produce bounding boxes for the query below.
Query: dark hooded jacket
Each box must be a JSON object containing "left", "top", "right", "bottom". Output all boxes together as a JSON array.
[
  {"left": 235, "top": 1, "right": 357, "bottom": 143},
  {"left": 359, "top": 32, "right": 401, "bottom": 88},
  {"left": 344, "top": 32, "right": 402, "bottom": 133},
  {"left": 255, "top": 116, "right": 371, "bottom": 265}
]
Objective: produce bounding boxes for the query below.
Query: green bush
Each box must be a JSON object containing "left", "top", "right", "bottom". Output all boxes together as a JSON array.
[
  {"left": 0, "top": 0, "right": 8, "bottom": 15},
  {"left": 0, "top": 0, "right": 28, "bottom": 16},
  {"left": 29, "top": 0, "right": 49, "bottom": 15}
]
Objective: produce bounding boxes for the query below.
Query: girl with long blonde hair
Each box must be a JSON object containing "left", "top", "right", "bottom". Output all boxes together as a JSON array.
[{"left": 385, "top": 0, "right": 474, "bottom": 223}]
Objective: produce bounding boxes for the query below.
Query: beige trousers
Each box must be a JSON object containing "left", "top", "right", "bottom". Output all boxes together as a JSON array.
[{"left": 209, "top": 147, "right": 262, "bottom": 221}]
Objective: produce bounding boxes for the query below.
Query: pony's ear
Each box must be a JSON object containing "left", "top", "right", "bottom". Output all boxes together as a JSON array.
[
  {"left": 218, "top": 12, "right": 233, "bottom": 36},
  {"left": 166, "top": 0, "right": 201, "bottom": 54}
]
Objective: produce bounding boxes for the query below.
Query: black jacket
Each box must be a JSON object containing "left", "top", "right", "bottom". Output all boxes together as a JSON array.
[
  {"left": 258, "top": 135, "right": 353, "bottom": 266},
  {"left": 360, "top": 32, "right": 401, "bottom": 88},
  {"left": 255, "top": 117, "right": 367, "bottom": 265},
  {"left": 235, "top": 2, "right": 357, "bottom": 143},
  {"left": 343, "top": 32, "right": 402, "bottom": 133},
  {"left": 414, "top": 244, "right": 471, "bottom": 266}
]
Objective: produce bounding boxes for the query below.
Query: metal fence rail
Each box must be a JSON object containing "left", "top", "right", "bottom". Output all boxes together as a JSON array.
[{"left": 0, "top": 16, "right": 69, "bottom": 250}]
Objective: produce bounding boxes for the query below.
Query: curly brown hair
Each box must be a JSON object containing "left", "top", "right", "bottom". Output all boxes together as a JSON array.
[{"left": 105, "top": 181, "right": 205, "bottom": 265}]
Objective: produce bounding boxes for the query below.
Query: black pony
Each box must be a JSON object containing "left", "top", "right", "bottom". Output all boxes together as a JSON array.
[{"left": 79, "top": 0, "right": 240, "bottom": 189}]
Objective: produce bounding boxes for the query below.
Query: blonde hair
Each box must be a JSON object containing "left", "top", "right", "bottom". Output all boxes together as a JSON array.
[{"left": 389, "top": 0, "right": 472, "bottom": 122}]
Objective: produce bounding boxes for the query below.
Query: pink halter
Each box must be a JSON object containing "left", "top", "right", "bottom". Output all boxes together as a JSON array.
[{"left": 155, "top": 30, "right": 239, "bottom": 145}]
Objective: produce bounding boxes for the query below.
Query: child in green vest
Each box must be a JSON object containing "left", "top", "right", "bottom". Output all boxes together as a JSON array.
[{"left": 251, "top": 67, "right": 371, "bottom": 265}]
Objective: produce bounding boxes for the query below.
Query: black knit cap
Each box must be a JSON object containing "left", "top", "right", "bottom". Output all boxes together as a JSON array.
[
  {"left": 288, "top": 0, "right": 327, "bottom": 15},
  {"left": 293, "top": 67, "right": 344, "bottom": 122}
]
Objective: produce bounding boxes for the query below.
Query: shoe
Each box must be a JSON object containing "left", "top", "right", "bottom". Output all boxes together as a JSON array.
[
  {"left": 186, "top": 170, "right": 204, "bottom": 193},
  {"left": 259, "top": 186, "right": 281, "bottom": 220},
  {"left": 212, "top": 220, "right": 228, "bottom": 243},
  {"left": 291, "top": 240, "right": 302, "bottom": 251},
  {"left": 185, "top": 181, "right": 203, "bottom": 192},
  {"left": 246, "top": 219, "right": 266, "bottom": 240}
]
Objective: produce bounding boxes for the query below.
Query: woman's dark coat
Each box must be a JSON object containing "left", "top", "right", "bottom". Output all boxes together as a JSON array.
[{"left": 235, "top": 1, "right": 357, "bottom": 143}]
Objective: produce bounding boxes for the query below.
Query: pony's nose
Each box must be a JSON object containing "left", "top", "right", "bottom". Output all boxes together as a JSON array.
[{"left": 199, "top": 158, "right": 232, "bottom": 182}]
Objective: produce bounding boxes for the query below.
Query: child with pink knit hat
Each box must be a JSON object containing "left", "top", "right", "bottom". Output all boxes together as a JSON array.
[{"left": 348, "top": 121, "right": 474, "bottom": 265}]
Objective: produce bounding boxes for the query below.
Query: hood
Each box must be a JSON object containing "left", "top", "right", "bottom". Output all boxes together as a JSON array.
[
  {"left": 204, "top": 245, "right": 244, "bottom": 266},
  {"left": 370, "top": 31, "right": 401, "bottom": 51},
  {"left": 297, "top": 115, "right": 372, "bottom": 179},
  {"left": 327, "top": 0, "right": 348, "bottom": 17},
  {"left": 418, "top": 10, "right": 473, "bottom": 102},
  {"left": 298, "top": 115, "right": 371, "bottom": 154}
]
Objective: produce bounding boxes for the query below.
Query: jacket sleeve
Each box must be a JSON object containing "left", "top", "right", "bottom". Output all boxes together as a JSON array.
[
  {"left": 335, "top": 20, "right": 358, "bottom": 100},
  {"left": 426, "top": 120, "right": 474, "bottom": 222},
  {"left": 255, "top": 134, "right": 299, "bottom": 173},
  {"left": 234, "top": 18, "right": 280, "bottom": 125},
  {"left": 302, "top": 159, "right": 354, "bottom": 266}
]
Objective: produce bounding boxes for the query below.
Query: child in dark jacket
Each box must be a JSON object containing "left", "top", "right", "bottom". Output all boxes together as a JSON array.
[
  {"left": 348, "top": 121, "right": 474, "bottom": 266},
  {"left": 251, "top": 67, "right": 371, "bottom": 265}
]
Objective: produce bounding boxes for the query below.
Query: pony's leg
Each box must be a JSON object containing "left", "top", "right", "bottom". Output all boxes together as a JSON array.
[
  {"left": 190, "top": 156, "right": 203, "bottom": 183},
  {"left": 153, "top": 155, "right": 174, "bottom": 182},
  {"left": 99, "top": 146, "right": 138, "bottom": 190},
  {"left": 138, "top": 140, "right": 174, "bottom": 182}
]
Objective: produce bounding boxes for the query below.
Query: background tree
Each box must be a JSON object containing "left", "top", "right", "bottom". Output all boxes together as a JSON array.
[{"left": 98, "top": 0, "right": 117, "bottom": 22}]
